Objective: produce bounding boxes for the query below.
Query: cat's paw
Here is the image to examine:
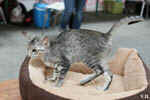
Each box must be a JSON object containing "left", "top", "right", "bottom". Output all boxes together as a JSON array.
[
  {"left": 96, "top": 86, "right": 108, "bottom": 91},
  {"left": 47, "top": 76, "right": 57, "bottom": 81},
  {"left": 55, "top": 79, "right": 64, "bottom": 88}
]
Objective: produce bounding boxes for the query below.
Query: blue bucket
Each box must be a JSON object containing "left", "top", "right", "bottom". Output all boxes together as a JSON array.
[{"left": 33, "top": 3, "right": 51, "bottom": 28}]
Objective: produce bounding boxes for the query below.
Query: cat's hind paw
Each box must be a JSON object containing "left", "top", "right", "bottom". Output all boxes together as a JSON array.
[{"left": 96, "top": 86, "right": 108, "bottom": 91}]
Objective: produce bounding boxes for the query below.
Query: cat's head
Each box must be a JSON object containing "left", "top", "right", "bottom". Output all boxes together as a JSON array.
[{"left": 22, "top": 31, "right": 49, "bottom": 57}]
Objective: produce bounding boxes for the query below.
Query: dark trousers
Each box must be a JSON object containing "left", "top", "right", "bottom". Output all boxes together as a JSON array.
[{"left": 60, "top": 0, "right": 86, "bottom": 29}]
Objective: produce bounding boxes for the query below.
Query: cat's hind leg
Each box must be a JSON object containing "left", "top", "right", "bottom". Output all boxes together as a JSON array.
[
  {"left": 55, "top": 55, "right": 71, "bottom": 87},
  {"left": 80, "top": 61, "right": 104, "bottom": 85},
  {"left": 96, "top": 70, "right": 113, "bottom": 91},
  {"left": 96, "top": 61, "right": 113, "bottom": 91},
  {"left": 80, "top": 60, "right": 113, "bottom": 91}
]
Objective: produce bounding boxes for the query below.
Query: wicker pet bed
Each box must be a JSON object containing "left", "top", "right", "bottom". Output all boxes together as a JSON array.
[{"left": 18, "top": 48, "right": 150, "bottom": 100}]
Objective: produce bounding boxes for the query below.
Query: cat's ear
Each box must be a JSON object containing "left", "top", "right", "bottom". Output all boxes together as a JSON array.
[
  {"left": 22, "top": 31, "right": 32, "bottom": 41},
  {"left": 41, "top": 36, "right": 49, "bottom": 46}
]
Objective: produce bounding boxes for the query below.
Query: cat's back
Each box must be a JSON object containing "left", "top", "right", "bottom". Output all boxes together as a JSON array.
[
  {"left": 56, "top": 29, "right": 107, "bottom": 43},
  {"left": 54, "top": 29, "right": 110, "bottom": 52}
]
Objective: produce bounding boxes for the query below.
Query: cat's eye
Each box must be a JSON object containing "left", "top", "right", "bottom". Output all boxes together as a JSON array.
[{"left": 32, "top": 49, "right": 37, "bottom": 53}]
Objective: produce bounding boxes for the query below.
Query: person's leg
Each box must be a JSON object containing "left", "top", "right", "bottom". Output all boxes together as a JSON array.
[
  {"left": 68, "top": 13, "right": 74, "bottom": 29},
  {"left": 72, "top": 0, "right": 86, "bottom": 29},
  {"left": 60, "top": 0, "right": 75, "bottom": 30}
]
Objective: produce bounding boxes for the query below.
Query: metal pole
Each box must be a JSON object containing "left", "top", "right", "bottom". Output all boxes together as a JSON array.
[
  {"left": 96, "top": 0, "right": 99, "bottom": 16},
  {"left": 140, "top": 0, "right": 146, "bottom": 17},
  {"left": 0, "top": 7, "right": 7, "bottom": 24}
]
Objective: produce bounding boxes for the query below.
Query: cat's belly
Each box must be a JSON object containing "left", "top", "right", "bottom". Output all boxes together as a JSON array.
[
  {"left": 65, "top": 48, "right": 85, "bottom": 64},
  {"left": 64, "top": 45, "right": 111, "bottom": 65}
]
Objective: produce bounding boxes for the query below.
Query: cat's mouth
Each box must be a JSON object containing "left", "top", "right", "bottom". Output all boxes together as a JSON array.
[{"left": 31, "top": 52, "right": 39, "bottom": 57}]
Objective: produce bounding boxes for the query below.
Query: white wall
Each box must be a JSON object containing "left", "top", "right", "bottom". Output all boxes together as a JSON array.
[{"left": 18, "top": 0, "right": 35, "bottom": 11}]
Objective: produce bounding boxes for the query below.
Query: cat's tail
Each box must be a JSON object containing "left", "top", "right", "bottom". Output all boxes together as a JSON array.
[{"left": 107, "top": 16, "right": 144, "bottom": 35}]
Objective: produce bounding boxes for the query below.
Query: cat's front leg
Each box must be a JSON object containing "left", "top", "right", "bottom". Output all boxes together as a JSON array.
[
  {"left": 55, "top": 62, "right": 70, "bottom": 87},
  {"left": 48, "top": 64, "right": 59, "bottom": 81},
  {"left": 48, "top": 70, "right": 57, "bottom": 81},
  {"left": 55, "top": 76, "right": 65, "bottom": 87}
]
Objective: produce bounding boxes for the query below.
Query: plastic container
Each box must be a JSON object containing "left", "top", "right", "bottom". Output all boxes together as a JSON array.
[
  {"left": 111, "top": 2, "right": 123, "bottom": 14},
  {"left": 104, "top": 0, "right": 124, "bottom": 14},
  {"left": 103, "top": 0, "right": 113, "bottom": 13},
  {"left": 33, "top": 3, "right": 51, "bottom": 28}
]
